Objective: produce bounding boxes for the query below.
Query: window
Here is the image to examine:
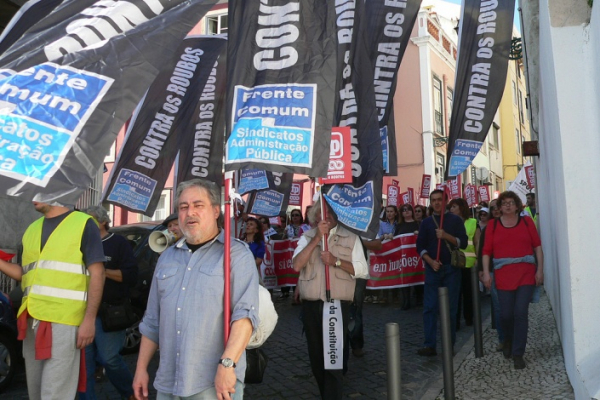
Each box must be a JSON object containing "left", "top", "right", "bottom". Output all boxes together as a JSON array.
[
  {"left": 104, "top": 142, "right": 116, "bottom": 163},
  {"left": 142, "top": 190, "right": 171, "bottom": 222},
  {"left": 515, "top": 129, "right": 521, "bottom": 154},
  {"left": 512, "top": 81, "right": 517, "bottom": 104},
  {"left": 518, "top": 89, "right": 525, "bottom": 123},
  {"left": 436, "top": 153, "right": 445, "bottom": 184},
  {"left": 491, "top": 123, "right": 499, "bottom": 149},
  {"left": 206, "top": 13, "right": 228, "bottom": 34},
  {"left": 433, "top": 76, "right": 444, "bottom": 135}
]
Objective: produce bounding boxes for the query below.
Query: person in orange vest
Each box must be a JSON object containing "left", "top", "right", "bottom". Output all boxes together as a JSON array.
[{"left": 0, "top": 201, "right": 105, "bottom": 399}]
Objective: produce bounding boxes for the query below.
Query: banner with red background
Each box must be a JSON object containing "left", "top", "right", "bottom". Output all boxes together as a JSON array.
[{"left": 367, "top": 233, "right": 425, "bottom": 289}]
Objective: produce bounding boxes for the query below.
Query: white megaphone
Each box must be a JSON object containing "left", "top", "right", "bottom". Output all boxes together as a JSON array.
[{"left": 149, "top": 229, "right": 177, "bottom": 253}]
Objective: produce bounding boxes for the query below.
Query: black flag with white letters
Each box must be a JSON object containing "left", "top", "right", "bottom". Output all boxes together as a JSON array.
[
  {"left": 175, "top": 37, "right": 228, "bottom": 187},
  {"left": 366, "top": 0, "right": 422, "bottom": 176},
  {"left": 445, "top": 0, "right": 516, "bottom": 178},
  {"left": 0, "top": 0, "right": 217, "bottom": 205},
  {"left": 225, "top": 0, "right": 338, "bottom": 178},
  {"left": 103, "top": 35, "right": 225, "bottom": 216},
  {"left": 324, "top": 0, "right": 383, "bottom": 239}
]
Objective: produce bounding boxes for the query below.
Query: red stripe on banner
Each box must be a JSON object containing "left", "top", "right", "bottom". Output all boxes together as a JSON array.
[{"left": 367, "top": 233, "right": 425, "bottom": 289}]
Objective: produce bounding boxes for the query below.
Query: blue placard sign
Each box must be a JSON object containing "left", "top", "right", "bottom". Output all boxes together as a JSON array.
[
  {"left": 226, "top": 83, "right": 316, "bottom": 168},
  {"left": 251, "top": 190, "right": 284, "bottom": 217},
  {"left": 106, "top": 169, "right": 157, "bottom": 212},
  {"left": 238, "top": 169, "right": 269, "bottom": 194},
  {"left": 324, "top": 181, "right": 375, "bottom": 233},
  {"left": 0, "top": 63, "right": 113, "bottom": 186},
  {"left": 448, "top": 139, "right": 482, "bottom": 177}
]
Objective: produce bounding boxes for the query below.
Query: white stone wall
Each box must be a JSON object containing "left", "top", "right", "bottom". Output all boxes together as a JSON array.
[{"left": 532, "top": 0, "right": 600, "bottom": 398}]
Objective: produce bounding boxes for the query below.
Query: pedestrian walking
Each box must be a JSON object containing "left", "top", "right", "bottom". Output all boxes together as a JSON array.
[{"left": 482, "top": 191, "right": 544, "bottom": 369}]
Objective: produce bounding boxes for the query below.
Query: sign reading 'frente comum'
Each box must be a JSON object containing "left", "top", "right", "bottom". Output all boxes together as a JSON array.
[
  {"left": 446, "top": 0, "right": 516, "bottom": 179},
  {"left": 225, "top": 0, "right": 338, "bottom": 177},
  {"left": 0, "top": 0, "right": 217, "bottom": 205}
]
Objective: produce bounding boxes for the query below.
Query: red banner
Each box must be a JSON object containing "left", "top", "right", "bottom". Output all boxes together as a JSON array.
[
  {"left": 289, "top": 182, "right": 303, "bottom": 206},
  {"left": 465, "top": 184, "right": 477, "bottom": 207},
  {"left": 387, "top": 184, "right": 399, "bottom": 206},
  {"left": 420, "top": 174, "right": 431, "bottom": 198},
  {"left": 261, "top": 238, "right": 299, "bottom": 288},
  {"left": 320, "top": 127, "right": 352, "bottom": 184},
  {"left": 407, "top": 187, "right": 415, "bottom": 206},
  {"left": 447, "top": 175, "right": 461, "bottom": 199},
  {"left": 399, "top": 191, "right": 410, "bottom": 205},
  {"left": 524, "top": 165, "right": 536, "bottom": 189},
  {"left": 478, "top": 185, "right": 490, "bottom": 202},
  {"left": 367, "top": 234, "right": 425, "bottom": 289}
]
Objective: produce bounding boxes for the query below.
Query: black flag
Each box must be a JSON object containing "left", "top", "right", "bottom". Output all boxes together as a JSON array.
[
  {"left": 175, "top": 37, "right": 228, "bottom": 187},
  {"left": 103, "top": 35, "right": 226, "bottom": 215},
  {"left": 224, "top": 0, "right": 338, "bottom": 178},
  {"left": 0, "top": 0, "right": 218, "bottom": 205},
  {"left": 324, "top": 0, "right": 383, "bottom": 239},
  {"left": 445, "top": 0, "right": 516, "bottom": 178},
  {"left": 366, "top": 0, "right": 422, "bottom": 176},
  {"left": 0, "top": 0, "right": 64, "bottom": 55}
]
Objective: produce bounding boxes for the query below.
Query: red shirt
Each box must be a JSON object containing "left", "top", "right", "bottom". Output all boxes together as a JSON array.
[{"left": 483, "top": 216, "right": 541, "bottom": 290}]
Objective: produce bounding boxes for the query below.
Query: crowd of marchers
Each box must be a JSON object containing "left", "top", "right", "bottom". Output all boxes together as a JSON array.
[{"left": 0, "top": 176, "right": 541, "bottom": 400}]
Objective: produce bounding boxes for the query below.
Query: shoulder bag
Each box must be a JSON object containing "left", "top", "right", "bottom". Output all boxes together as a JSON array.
[{"left": 432, "top": 216, "right": 466, "bottom": 269}]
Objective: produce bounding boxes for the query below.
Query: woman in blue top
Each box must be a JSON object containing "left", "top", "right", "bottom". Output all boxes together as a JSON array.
[
  {"left": 242, "top": 217, "right": 266, "bottom": 269},
  {"left": 378, "top": 205, "right": 399, "bottom": 239}
]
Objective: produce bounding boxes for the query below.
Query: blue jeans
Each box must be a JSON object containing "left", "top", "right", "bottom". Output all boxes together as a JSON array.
[
  {"left": 490, "top": 272, "right": 505, "bottom": 343},
  {"left": 78, "top": 317, "right": 133, "bottom": 400},
  {"left": 497, "top": 285, "right": 535, "bottom": 357},
  {"left": 423, "top": 264, "right": 461, "bottom": 348}
]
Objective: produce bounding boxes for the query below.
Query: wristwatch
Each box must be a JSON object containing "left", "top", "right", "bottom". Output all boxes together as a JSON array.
[
  {"left": 218, "top": 358, "right": 236, "bottom": 368},
  {"left": 335, "top": 258, "right": 342, "bottom": 268}
]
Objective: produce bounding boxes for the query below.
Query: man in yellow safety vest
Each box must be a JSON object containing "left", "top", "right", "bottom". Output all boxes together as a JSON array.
[{"left": 0, "top": 201, "right": 105, "bottom": 399}]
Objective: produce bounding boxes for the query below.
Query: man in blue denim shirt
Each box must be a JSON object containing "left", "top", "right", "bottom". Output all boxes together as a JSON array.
[{"left": 133, "top": 179, "right": 260, "bottom": 400}]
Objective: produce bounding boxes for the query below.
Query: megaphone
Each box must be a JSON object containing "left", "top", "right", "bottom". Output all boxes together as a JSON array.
[{"left": 149, "top": 229, "right": 177, "bottom": 253}]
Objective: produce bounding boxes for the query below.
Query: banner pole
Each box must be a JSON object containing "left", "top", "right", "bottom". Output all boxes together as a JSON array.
[
  {"left": 320, "top": 192, "right": 331, "bottom": 302},
  {"left": 223, "top": 170, "right": 234, "bottom": 344}
]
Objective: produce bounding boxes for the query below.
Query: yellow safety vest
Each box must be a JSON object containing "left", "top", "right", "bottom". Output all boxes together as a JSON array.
[
  {"left": 525, "top": 206, "right": 538, "bottom": 227},
  {"left": 19, "top": 212, "right": 92, "bottom": 326},
  {"left": 464, "top": 218, "right": 478, "bottom": 268}
]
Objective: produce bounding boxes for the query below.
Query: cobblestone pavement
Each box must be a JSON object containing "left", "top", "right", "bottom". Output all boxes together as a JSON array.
[
  {"left": 428, "top": 289, "right": 574, "bottom": 400},
  {"left": 6, "top": 288, "right": 573, "bottom": 400}
]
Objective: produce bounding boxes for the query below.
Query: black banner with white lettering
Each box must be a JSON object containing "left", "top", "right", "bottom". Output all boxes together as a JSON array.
[
  {"left": 103, "top": 35, "right": 225, "bottom": 215},
  {"left": 445, "top": 0, "right": 516, "bottom": 178},
  {"left": 224, "top": 0, "right": 338, "bottom": 178},
  {"left": 324, "top": 0, "right": 383, "bottom": 240},
  {"left": 0, "top": 0, "right": 217, "bottom": 205},
  {"left": 0, "top": 0, "right": 64, "bottom": 55},
  {"left": 175, "top": 37, "right": 227, "bottom": 187},
  {"left": 247, "top": 171, "right": 293, "bottom": 217},
  {"left": 366, "top": 0, "right": 422, "bottom": 176}
]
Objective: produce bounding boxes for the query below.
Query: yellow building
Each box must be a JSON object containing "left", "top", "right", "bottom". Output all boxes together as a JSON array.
[{"left": 499, "top": 40, "right": 533, "bottom": 187}]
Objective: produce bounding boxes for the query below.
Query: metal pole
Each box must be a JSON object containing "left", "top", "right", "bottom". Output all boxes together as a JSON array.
[
  {"left": 471, "top": 266, "right": 483, "bottom": 358},
  {"left": 439, "top": 287, "right": 455, "bottom": 400},
  {"left": 386, "top": 323, "right": 401, "bottom": 400}
]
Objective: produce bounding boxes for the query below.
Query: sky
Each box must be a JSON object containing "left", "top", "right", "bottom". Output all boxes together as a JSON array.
[{"left": 444, "top": 0, "right": 522, "bottom": 33}]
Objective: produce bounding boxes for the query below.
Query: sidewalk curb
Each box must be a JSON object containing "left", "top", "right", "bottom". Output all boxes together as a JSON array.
[{"left": 420, "top": 312, "right": 494, "bottom": 400}]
